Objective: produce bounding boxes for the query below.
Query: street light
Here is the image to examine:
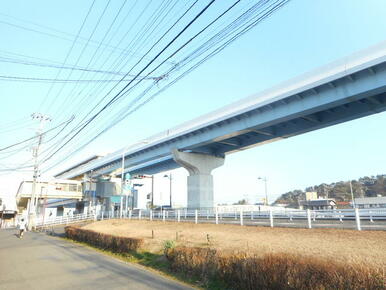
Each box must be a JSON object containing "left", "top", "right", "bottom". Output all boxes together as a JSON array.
[
  {"left": 258, "top": 177, "right": 268, "bottom": 206},
  {"left": 164, "top": 173, "right": 172, "bottom": 208}
]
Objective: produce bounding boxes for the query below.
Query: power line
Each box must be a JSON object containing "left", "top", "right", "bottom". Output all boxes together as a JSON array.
[
  {"left": 38, "top": 0, "right": 97, "bottom": 111},
  {"left": 0, "top": 116, "right": 74, "bottom": 152},
  {"left": 42, "top": 0, "right": 290, "bottom": 172},
  {"left": 0, "top": 74, "right": 156, "bottom": 83},
  {"left": 40, "top": 0, "right": 217, "bottom": 165}
]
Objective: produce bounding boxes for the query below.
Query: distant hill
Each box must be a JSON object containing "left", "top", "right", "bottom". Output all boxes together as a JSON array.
[{"left": 274, "top": 174, "right": 386, "bottom": 208}]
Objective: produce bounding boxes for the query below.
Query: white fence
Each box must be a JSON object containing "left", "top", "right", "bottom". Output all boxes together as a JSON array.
[
  {"left": 34, "top": 213, "right": 96, "bottom": 227},
  {"left": 113, "top": 207, "right": 386, "bottom": 231},
  {"left": 13, "top": 207, "right": 386, "bottom": 230}
]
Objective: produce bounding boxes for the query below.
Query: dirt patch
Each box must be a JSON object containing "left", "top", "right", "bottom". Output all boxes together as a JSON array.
[{"left": 82, "top": 219, "right": 386, "bottom": 268}]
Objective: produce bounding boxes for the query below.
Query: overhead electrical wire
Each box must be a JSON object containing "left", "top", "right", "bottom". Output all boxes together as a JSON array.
[
  {"left": 40, "top": 0, "right": 217, "bottom": 165},
  {"left": 38, "top": 0, "right": 97, "bottom": 111},
  {"left": 41, "top": 0, "right": 290, "bottom": 172},
  {"left": 0, "top": 116, "right": 74, "bottom": 152}
]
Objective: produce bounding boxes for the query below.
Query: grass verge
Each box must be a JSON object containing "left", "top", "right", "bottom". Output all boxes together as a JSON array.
[{"left": 64, "top": 225, "right": 385, "bottom": 289}]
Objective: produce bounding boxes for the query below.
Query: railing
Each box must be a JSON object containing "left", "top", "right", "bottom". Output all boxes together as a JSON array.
[
  {"left": 34, "top": 213, "right": 96, "bottom": 228},
  {"left": 114, "top": 207, "right": 386, "bottom": 231},
  {"left": 26, "top": 207, "right": 386, "bottom": 230}
]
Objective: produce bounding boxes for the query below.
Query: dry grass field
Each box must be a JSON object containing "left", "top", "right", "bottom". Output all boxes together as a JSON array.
[{"left": 83, "top": 219, "right": 386, "bottom": 268}]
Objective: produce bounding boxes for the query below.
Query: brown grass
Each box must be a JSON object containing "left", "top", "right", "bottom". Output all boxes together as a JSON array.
[
  {"left": 65, "top": 225, "right": 144, "bottom": 252},
  {"left": 166, "top": 247, "right": 385, "bottom": 289},
  {"left": 82, "top": 219, "right": 386, "bottom": 268}
]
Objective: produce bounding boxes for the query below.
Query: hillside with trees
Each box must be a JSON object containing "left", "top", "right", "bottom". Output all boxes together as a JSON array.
[{"left": 274, "top": 174, "right": 386, "bottom": 208}]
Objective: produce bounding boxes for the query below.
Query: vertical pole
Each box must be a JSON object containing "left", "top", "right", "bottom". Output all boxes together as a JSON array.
[
  {"left": 150, "top": 210, "right": 153, "bottom": 221},
  {"left": 269, "top": 209, "right": 274, "bottom": 228},
  {"left": 307, "top": 209, "right": 312, "bottom": 229},
  {"left": 207, "top": 210, "right": 209, "bottom": 220},
  {"left": 151, "top": 175, "right": 154, "bottom": 209},
  {"left": 369, "top": 210, "right": 374, "bottom": 223},
  {"left": 128, "top": 210, "right": 132, "bottom": 220},
  {"left": 125, "top": 195, "right": 128, "bottom": 217},
  {"left": 251, "top": 211, "right": 254, "bottom": 220},
  {"left": 339, "top": 211, "right": 343, "bottom": 223},
  {"left": 138, "top": 210, "right": 141, "bottom": 220},
  {"left": 350, "top": 180, "right": 356, "bottom": 209},
  {"left": 355, "top": 208, "right": 361, "bottom": 231},
  {"left": 169, "top": 174, "right": 172, "bottom": 208},
  {"left": 215, "top": 208, "right": 218, "bottom": 224},
  {"left": 240, "top": 210, "right": 243, "bottom": 226},
  {"left": 162, "top": 210, "right": 166, "bottom": 222},
  {"left": 120, "top": 152, "right": 125, "bottom": 219},
  {"left": 195, "top": 209, "right": 198, "bottom": 224},
  {"left": 184, "top": 209, "right": 187, "bottom": 220},
  {"left": 177, "top": 210, "right": 180, "bottom": 222}
]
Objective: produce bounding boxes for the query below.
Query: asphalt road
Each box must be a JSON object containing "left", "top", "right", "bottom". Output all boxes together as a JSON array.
[{"left": 0, "top": 229, "right": 192, "bottom": 290}]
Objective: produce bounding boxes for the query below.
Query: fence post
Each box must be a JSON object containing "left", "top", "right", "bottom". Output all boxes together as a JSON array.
[
  {"left": 215, "top": 208, "right": 219, "bottom": 224},
  {"left": 138, "top": 210, "right": 141, "bottom": 220},
  {"left": 251, "top": 211, "right": 254, "bottom": 220},
  {"left": 234, "top": 211, "right": 237, "bottom": 220},
  {"left": 339, "top": 211, "right": 343, "bottom": 223},
  {"left": 313, "top": 211, "right": 316, "bottom": 222},
  {"left": 269, "top": 209, "right": 274, "bottom": 227},
  {"left": 355, "top": 208, "right": 361, "bottom": 231},
  {"left": 162, "top": 210, "right": 166, "bottom": 222},
  {"left": 150, "top": 210, "right": 153, "bottom": 221},
  {"left": 307, "top": 209, "right": 312, "bottom": 229},
  {"left": 128, "top": 210, "right": 132, "bottom": 220},
  {"left": 195, "top": 209, "right": 198, "bottom": 224},
  {"left": 166, "top": 211, "right": 169, "bottom": 219},
  {"left": 184, "top": 209, "right": 187, "bottom": 220},
  {"left": 240, "top": 210, "right": 243, "bottom": 226},
  {"left": 369, "top": 210, "right": 374, "bottom": 223},
  {"left": 177, "top": 210, "right": 181, "bottom": 222},
  {"left": 207, "top": 210, "right": 209, "bottom": 220}
]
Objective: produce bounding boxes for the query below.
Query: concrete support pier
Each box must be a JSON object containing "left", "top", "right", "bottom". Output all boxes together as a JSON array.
[{"left": 172, "top": 149, "right": 225, "bottom": 209}]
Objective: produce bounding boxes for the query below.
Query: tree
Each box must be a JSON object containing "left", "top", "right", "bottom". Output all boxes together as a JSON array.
[{"left": 233, "top": 199, "right": 248, "bottom": 205}]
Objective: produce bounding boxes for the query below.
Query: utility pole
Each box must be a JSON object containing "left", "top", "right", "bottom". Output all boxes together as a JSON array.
[
  {"left": 120, "top": 152, "right": 125, "bottom": 218},
  {"left": 349, "top": 180, "right": 356, "bottom": 208},
  {"left": 28, "top": 113, "right": 51, "bottom": 228},
  {"left": 258, "top": 177, "right": 268, "bottom": 206},
  {"left": 151, "top": 175, "right": 154, "bottom": 208}
]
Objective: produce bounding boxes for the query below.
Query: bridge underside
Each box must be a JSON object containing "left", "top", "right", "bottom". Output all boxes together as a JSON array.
[
  {"left": 132, "top": 90, "right": 386, "bottom": 175},
  {"left": 57, "top": 48, "right": 386, "bottom": 209}
]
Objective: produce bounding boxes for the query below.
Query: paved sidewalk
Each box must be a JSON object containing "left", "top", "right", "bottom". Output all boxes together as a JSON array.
[{"left": 0, "top": 229, "right": 192, "bottom": 290}]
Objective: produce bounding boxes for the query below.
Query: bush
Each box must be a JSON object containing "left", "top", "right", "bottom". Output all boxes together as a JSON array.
[
  {"left": 163, "top": 240, "right": 176, "bottom": 255},
  {"left": 166, "top": 247, "right": 386, "bottom": 289},
  {"left": 65, "top": 226, "right": 144, "bottom": 253}
]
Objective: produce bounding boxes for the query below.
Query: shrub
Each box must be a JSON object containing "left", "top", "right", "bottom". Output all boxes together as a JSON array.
[
  {"left": 163, "top": 240, "right": 176, "bottom": 255},
  {"left": 65, "top": 226, "right": 144, "bottom": 253},
  {"left": 166, "top": 247, "right": 386, "bottom": 289}
]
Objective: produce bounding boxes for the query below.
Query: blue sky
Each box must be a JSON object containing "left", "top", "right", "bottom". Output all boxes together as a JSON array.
[{"left": 0, "top": 0, "right": 385, "bottom": 206}]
